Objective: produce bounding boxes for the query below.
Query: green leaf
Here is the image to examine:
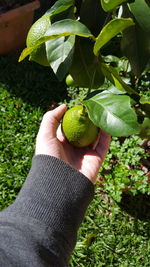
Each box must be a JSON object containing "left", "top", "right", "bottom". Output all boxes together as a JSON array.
[
  {"left": 140, "top": 96, "right": 150, "bottom": 104},
  {"left": 128, "top": 0, "right": 150, "bottom": 33},
  {"left": 84, "top": 91, "right": 140, "bottom": 136},
  {"left": 19, "top": 19, "right": 93, "bottom": 62},
  {"left": 121, "top": 4, "right": 150, "bottom": 77},
  {"left": 45, "top": 0, "right": 75, "bottom": 16},
  {"left": 45, "top": 4, "right": 76, "bottom": 80},
  {"left": 94, "top": 18, "right": 134, "bottom": 55},
  {"left": 46, "top": 35, "right": 75, "bottom": 81},
  {"left": 100, "top": 0, "right": 127, "bottom": 11},
  {"left": 44, "top": 19, "right": 93, "bottom": 38},
  {"left": 19, "top": 47, "right": 35, "bottom": 62},
  {"left": 101, "top": 63, "right": 138, "bottom": 95},
  {"left": 70, "top": 38, "right": 104, "bottom": 88},
  {"left": 106, "top": 86, "right": 126, "bottom": 95}
]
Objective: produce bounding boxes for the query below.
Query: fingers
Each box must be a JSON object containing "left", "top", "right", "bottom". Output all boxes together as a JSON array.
[
  {"left": 56, "top": 124, "right": 66, "bottom": 143},
  {"left": 37, "top": 104, "right": 67, "bottom": 139},
  {"left": 91, "top": 132, "right": 101, "bottom": 150},
  {"left": 95, "top": 130, "right": 111, "bottom": 161}
]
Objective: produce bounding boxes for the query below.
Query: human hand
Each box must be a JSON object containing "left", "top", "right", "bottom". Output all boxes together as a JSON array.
[{"left": 35, "top": 104, "right": 111, "bottom": 183}]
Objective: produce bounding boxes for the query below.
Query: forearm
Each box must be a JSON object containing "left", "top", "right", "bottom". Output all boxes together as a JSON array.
[{"left": 0, "top": 155, "right": 94, "bottom": 266}]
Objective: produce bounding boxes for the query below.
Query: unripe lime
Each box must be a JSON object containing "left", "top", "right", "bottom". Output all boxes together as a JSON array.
[
  {"left": 66, "top": 74, "right": 76, "bottom": 87},
  {"left": 26, "top": 15, "right": 51, "bottom": 66},
  {"left": 62, "top": 105, "right": 99, "bottom": 147}
]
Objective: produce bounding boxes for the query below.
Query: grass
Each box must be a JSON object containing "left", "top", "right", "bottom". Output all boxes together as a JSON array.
[
  {"left": 0, "top": 54, "right": 150, "bottom": 266},
  {"left": 70, "top": 190, "right": 150, "bottom": 267},
  {"left": 0, "top": 87, "right": 41, "bottom": 208}
]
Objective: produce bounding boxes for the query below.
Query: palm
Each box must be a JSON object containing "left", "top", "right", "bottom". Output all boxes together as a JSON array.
[
  {"left": 63, "top": 144, "right": 102, "bottom": 182},
  {"left": 56, "top": 130, "right": 110, "bottom": 182}
]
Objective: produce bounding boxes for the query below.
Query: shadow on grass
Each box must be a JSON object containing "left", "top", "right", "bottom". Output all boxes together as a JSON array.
[
  {"left": 0, "top": 53, "right": 68, "bottom": 111},
  {"left": 119, "top": 192, "right": 150, "bottom": 222}
]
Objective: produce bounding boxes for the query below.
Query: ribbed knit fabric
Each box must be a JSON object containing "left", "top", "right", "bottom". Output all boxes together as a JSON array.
[{"left": 0, "top": 155, "right": 94, "bottom": 266}]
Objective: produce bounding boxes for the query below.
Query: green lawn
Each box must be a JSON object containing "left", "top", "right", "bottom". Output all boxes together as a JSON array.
[{"left": 0, "top": 54, "right": 150, "bottom": 266}]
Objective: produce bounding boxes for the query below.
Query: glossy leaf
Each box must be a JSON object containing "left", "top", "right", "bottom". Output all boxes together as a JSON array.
[
  {"left": 19, "top": 19, "right": 93, "bottom": 62},
  {"left": 121, "top": 4, "right": 150, "bottom": 77},
  {"left": 46, "top": 4, "right": 76, "bottom": 80},
  {"left": 70, "top": 38, "right": 104, "bottom": 88},
  {"left": 100, "top": 0, "right": 126, "bottom": 11},
  {"left": 45, "top": 0, "right": 74, "bottom": 16},
  {"left": 46, "top": 35, "right": 75, "bottom": 81},
  {"left": 101, "top": 63, "right": 137, "bottom": 95},
  {"left": 94, "top": 18, "right": 134, "bottom": 56},
  {"left": 84, "top": 91, "right": 140, "bottom": 136},
  {"left": 19, "top": 47, "right": 35, "bottom": 62},
  {"left": 128, "top": 0, "right": 150, "bottom": 33},
  {"left": 45, "top": 19, "right": 93, "bottom": 38}
]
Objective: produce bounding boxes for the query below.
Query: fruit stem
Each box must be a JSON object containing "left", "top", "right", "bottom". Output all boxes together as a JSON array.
[{"left": 78, "top": 105, "right": 87, "bottom": 116}]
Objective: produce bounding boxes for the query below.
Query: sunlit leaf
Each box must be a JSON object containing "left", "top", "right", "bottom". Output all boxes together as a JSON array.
[
  {"left": 45, "top": 0, "right": 75, "bottom": 16},
  {"left": 101, "top": 63, "right": 137, "bottom": 95},
  {"left": 84, "top": 91, "right": 140, "bottom": 136},
  {"left": 100, "top": 0, "right": 126, "bottom": 11},
  {"left": 19, "top": 47, "right": 35, "bottom": 62},
  {"left": 45, "top": 19, "right": 93, "bottom": 38},
  {"left": 19, "top": 19, "right": 93, "bottom": 62},
  {"left": 140, "top": 96, "right": 150, "bottom": 104},
  {"left": 94, "top": 18, "right": 134, "bottom": 56}
]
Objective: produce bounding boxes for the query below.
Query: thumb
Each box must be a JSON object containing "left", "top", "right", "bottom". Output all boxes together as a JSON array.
[{"left": 38, "top": 104, "right": 67, "bottom": 139}]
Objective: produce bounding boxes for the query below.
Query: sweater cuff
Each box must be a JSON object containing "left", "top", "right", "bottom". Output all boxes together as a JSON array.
[{"left": 6, "top": 155, "right": 94, "bottom": 241}]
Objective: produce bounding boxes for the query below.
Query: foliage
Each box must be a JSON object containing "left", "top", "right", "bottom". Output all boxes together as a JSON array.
[
  {"left": 70, "top": 187, "right": 150, "bottom": 266},
  {"left": 19, "top": 0, "right": 150, "bottom": 138},
  {"left": 100, "top": 136, "right": 150, "bottom": 202},
  {"left": 0, "top": 55, "right": 150, "bottom": 266}
]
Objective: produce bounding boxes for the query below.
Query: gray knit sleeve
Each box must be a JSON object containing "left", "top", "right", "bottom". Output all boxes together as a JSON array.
[{"left": 0, "top": 155, "right": 94, "bottom": 266}]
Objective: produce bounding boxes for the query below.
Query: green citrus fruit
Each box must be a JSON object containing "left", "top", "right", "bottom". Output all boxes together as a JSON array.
[
  {"left": 62, "top": 105, "right": 99, "bottom": 147},
  {"left": 26, "top": 15, "right": 51, "bottom": 66},
  {"left": 66, "top": 74, "right": 76, "bottom": 87}
]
